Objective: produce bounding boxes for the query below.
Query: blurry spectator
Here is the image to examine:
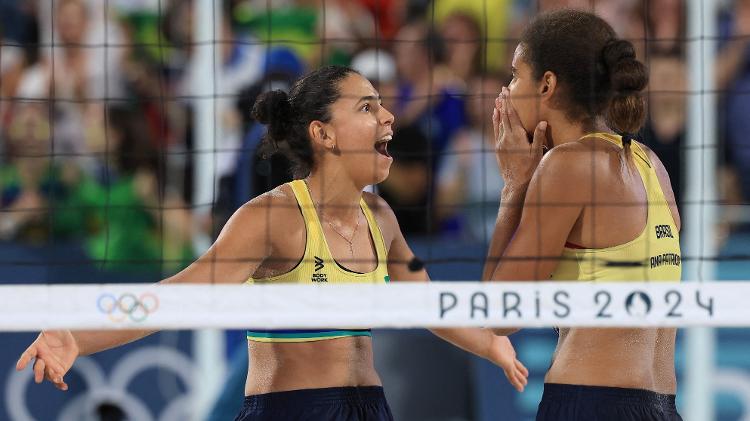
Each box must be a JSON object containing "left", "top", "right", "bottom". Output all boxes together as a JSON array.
[
  {"left": 118, "top": 0, "right": 194, "bottom": 202},
  {"left": 0, "top": 102, "right": 54, "bottom": 242},
  {"left": 0, "top": 1, "right": 40, "bottom": 135},
  {"left": 643, "top": 0, "right": 684, "bottom": 55},
  {"left": 717, "top": 0, "right": 750, "bottom": 203},
  {"left": 436, "top": 73, "right": 506, "bottom": 241},
  {"left": 432, "top": 0, "right": 512, "bottom": 72},
  {"left": 378, "top": 125, "right": 432, "bottom": 235},
  {"left": 99, "top": 107, "right": 195, "bottom": 272},
  {"left": 622, "top": 0, "right": 684, "bottom": 59},
  {"left": 180, "top": 0, "right": 267, "bottom": 183},
  {"left": 517, "top": 0, "right": 646, "bottom": 53},
  {"left": 317, "top": 0, "right": 378, "bottom": 65},
  {"left": 519, "top": 0, "right": 682, "bottom": 60},
  {"left": 392, "top": 20, "right": 466, "bottom": 168},
  {"left": 0, "top": 43, "right": 39, "bottom": 155},
  {"left": 57, "top": 107, "right": 195, "bottom": 273},
  {"left": 439, "top": 12, "right": 483, "bottom": 81},
  {"left": 0, "top": 102, "right": 194, "bottom": 271},
  {"left": 12, "top": 0, "right": 126, "bottom": 170},
  {"left": 641, "top": 53, "right": 687, "bottom": 203}
]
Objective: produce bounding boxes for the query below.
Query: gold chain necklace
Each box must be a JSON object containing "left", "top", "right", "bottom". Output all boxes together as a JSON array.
[
  {"left": 304, "top": 179, "right": 360, "bottom": 256},
  {"left": 324, "top": 215, "right": 360, "bottom": 256}
]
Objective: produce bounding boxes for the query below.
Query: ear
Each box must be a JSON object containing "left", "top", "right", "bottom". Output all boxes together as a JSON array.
[
  {"left": 308, "top": 120, "right": 336, "bottom": 151},
  {"left": 539, "top": 70, "right": 557, "bottom": 102}
]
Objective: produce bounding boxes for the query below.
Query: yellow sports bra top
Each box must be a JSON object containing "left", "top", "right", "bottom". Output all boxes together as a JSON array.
[
  {"left": 550, "top": 133, "right": 682, "bottom": 282},
  {"left": 246, "top": 179, "right": 390, "bottom": 342}
]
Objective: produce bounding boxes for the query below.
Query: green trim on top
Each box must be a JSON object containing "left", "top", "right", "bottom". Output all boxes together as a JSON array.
[{"left": 246, "top": 330, "right": 372, "bottom": 339}]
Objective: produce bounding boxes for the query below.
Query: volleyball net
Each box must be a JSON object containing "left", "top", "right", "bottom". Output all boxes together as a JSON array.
[
  {"left": 0, "top": 0, "right": 745, "bottom": 281},
  {"left": 1, "top": 1, "right": 749, "bottom": 420},
  {"left": 0, "top": 0, "right": 746, "bottom": 308}
]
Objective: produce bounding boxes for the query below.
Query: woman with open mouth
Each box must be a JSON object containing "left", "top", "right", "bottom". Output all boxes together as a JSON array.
[{"left": 16, "top": 65, "right": 528, "bottom": 421}]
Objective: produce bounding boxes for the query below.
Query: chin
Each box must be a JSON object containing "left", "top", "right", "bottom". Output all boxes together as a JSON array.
[
  {"left": 373, "top": 168, "right": 390, "bottom": 185},
  {"left": 365, "top": 166, "right": 391, "bottom": 185}
]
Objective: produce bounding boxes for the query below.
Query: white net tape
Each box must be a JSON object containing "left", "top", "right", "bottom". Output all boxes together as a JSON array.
[{"left": 0, "top": 282, "right": 744, "bottom": 331}]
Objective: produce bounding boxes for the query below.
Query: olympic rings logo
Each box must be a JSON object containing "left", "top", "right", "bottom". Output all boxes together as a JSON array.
[{"left": 97, "top": 293, "right": 159, "bottom": 323}]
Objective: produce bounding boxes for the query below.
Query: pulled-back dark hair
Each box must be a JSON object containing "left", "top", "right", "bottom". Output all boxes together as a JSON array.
[
  {"left": 520, "top": 9, "right": 648, "bottom": 148},
  {"left": 251, "top": 65, "right": 359, "bottom": 178}
]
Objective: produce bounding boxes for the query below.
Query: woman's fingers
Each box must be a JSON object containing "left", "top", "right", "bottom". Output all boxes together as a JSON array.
[
  {"left": 502, "top": 368, "right": 517, "bottom": 391},
  {"left": 510, "top": 367, "right": 525, "bottom": 392},
  {"left": 516, "top": 358, "right": 529, "bottom": 378},
  {"left": 46, "top": 370, "right": 68, "bottom": 391},
  {"left": 492, "top": 107, "right": 500, "bottom": 141},
  {"left": 500, "top": 92, "right": 512, "bottom": 133},
  {"left": 517, "top": 371, "right": 527, "bottom": 391},
  {"left": 502, "top": 360, "right": 527, "bottom": 392},
  {"left": 16, "top": 345, "right": 37, "bottom": 371},
  {"left": 43, "top": 349, "right": 67, "bottom": 377},
  {"left": 518, "top": 367, "right": 528, "bottom": 387},
  {"left": 494, "top": 95, "right": 506, "bottom": 142},
  {"left": 33, "top": 358, "right": 46, "bottom": 384},
  {"left": 503, "top": 88, "right": 523, "bottom": 130},
  {"left": 507, "top": 357, "right": 528, "bottom": 392}
]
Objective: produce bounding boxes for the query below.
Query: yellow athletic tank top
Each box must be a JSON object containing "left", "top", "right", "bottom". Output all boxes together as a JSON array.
[
  {"left": 246, "top": 179, "right": 390, "bottom": 342},
  {"left": 550, "top": 133, "right": 682, "bottom": 282}
]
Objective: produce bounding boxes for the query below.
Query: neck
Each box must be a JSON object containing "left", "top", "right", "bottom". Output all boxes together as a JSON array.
[
  {"left": 546, "top": 114, "right": 611, "bottom": 148},
  {"left": 305, "top": 167, "right": 363, "bottom": 223}
]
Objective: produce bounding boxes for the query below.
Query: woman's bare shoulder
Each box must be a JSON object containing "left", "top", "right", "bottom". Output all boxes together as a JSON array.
[{"left": 234, "top": 183, "right": 303, "bottom": 231}]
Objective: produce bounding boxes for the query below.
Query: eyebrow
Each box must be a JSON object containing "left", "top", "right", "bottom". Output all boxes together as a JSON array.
[{"left": 355, "top": 95, "right": 382, "bottom": 104}]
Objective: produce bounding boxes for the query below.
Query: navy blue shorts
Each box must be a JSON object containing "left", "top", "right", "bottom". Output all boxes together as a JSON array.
[
  {"left": 537, "top": 383, "right": 682, "bottom": 421},
  {"left": 234, "top": 386, "right": 394, "bottom": 421}
]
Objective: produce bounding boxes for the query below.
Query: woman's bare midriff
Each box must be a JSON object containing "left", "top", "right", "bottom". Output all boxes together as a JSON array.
[
  {"left": 244, "top": 336, "right": 381, "bottom": 396},
  {"left": 545, "top": 327, "right": 677, "bottom": 394}
]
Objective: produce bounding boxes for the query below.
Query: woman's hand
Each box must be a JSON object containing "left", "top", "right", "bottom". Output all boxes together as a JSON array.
[
  {"left": 487, "top": 334, "right": 529, "bottom": 392},
  {"left": 16, "top": 330, "right": 80, "bottom": 391},
  {"left": 492, "top": 87, "right": 546, "bottom": 189}
]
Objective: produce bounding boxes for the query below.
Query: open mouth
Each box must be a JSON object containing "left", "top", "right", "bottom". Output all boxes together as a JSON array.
[{"left": 374, "top": 134, "right": 392, "bottom": 158}]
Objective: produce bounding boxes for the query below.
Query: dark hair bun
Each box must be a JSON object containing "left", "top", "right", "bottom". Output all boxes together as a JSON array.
[
  {"left": 602, "top": 40, "right": 647, "bottom": 94},
  {"left": 252, "top": 89, "right": 293, "bottom": 142},
  {"left": 602, "top": 39, "right": 648, "bottom": 134},
  {"left": 250, "top": 65, "right": 358, "bottom": 178}
]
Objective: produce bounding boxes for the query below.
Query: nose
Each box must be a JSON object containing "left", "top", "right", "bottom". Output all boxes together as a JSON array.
[{"left": 380, "top": 105, "right": 395, "bottom": 126}]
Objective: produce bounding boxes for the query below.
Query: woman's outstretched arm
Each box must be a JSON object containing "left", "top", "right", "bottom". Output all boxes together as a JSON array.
[
  {"left": 16, "top": 193, "right": 278, "bottom": 390},
  {"left": 369, "top": 193, "right": 529, "bottom": 392}
]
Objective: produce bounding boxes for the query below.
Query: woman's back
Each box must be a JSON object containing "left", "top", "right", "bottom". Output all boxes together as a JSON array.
[{"left": 546, "top": 135, "right": 681, "bottom": 393}]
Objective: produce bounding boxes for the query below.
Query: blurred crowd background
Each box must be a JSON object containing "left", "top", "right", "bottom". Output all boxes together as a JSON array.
[
  {"left": 1, "top": 1, "right": 750, "bottom": 420},
  {"left": 1, "top": 0, "right": 749, "bottom": 269}
]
